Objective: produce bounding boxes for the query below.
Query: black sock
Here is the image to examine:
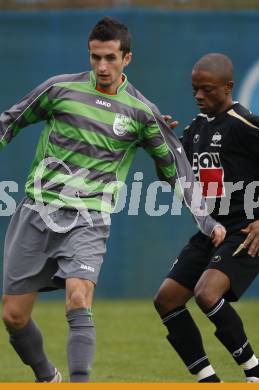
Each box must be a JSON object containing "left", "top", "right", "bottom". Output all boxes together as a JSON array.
[
  {"left": 205, "top": 299, "right": 254, "bottom": 365},
  {"left": 199, "top": 374, "right": 221, "bottom": 382},
  {"left": 199, "top": 374, "right": 220, "bottom": 383},
  {"left": 7, "top": 319, "right": 55, "bottom": 381},
  {"left": 245, "top": 361, "right": 259, "bottom": 379},
  {"left": 162, "top": 306, "right": 211, "bottom": 375}
]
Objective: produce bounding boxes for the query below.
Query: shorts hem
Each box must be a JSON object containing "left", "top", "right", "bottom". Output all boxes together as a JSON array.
[
  {"left": 2, "top": 286, "right": 59, "bottom": 295},
  {"left": 53, "top": 274, "right": 98, "bottom": 286},
  {"left": 166, "top": 274, "right": 195, "bottom": 293}
]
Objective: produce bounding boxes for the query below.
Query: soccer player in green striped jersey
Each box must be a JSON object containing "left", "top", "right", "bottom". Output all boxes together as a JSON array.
[{"left": 1, "top": 17, "right": 225, "bottom": 382}]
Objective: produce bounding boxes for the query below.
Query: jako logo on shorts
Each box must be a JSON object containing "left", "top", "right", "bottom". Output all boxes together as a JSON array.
[
  {"left": 80, "top": 264, "right": 95, "bottom": 272},
  {"left": 212, "top": 255, "right": 222, "bottom": 263}
]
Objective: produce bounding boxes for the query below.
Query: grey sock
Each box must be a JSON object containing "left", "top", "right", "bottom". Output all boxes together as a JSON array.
[
  {"left": 7, "top": 319, "right": 55, "bottom": 381},
  {"left": 66, "top": 308, "right": 96, "bottom": 382}
]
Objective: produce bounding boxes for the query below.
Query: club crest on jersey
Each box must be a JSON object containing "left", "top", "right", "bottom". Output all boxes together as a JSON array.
[
  {"left": 210, "top": 131, "right": 222, "bottom": 147},
  {"left": 192, "top": 152, "right": 225, "bottom": 198},
  {"left": 113, "top": 114, "right": 131, "bottom": 136}
]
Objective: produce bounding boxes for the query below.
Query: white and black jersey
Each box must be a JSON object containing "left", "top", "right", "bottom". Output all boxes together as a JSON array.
[{"left": 182, "top": 102, "right": 259, "bottom": 232}]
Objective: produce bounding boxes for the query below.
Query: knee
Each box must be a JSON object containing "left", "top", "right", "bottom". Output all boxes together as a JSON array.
[
  {"left": 154, "top": 281, "right": 191, "bottom": 316},
  {"left": 153, "top": 290, "right": 177, "bottom": 316},
  {"left": 194, "top": 285, "right": 219, "bottom": 311},
  {"left": 2, "top": 305, "right": 29, "bottom": 330},
  {"left": 153, "top": 292, "right": 163, "bottom": 313},
  {"left": 66, "top": 279, "right": 94, "bottom": 311},
  {"left": 67, "top": 290, "right": 86, "bottom": 311}
]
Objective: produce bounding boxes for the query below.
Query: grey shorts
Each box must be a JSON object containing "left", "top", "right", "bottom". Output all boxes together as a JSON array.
[{"left": 3, "top": 197, "right": 110, "bottom": 295}]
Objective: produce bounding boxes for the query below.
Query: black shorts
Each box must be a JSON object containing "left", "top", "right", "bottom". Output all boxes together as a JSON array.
[{"left": 167, "top": 231, "right": 259, "bottom": 302}]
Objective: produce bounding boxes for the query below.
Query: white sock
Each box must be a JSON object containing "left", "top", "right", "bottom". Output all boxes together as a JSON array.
[
  {"left": 197, "top": 365, "right": 215, "bottom": 381},
  {"left": 243, "top": 355, "right": 258, "bottom": 370}
]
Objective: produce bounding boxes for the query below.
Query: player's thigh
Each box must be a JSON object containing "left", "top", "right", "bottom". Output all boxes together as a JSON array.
[
  {"left": 2, "top": 292, "right": 37, "bottom": 328},
  {"left": 3, "top": 197, "right": 53, "bottom": 295},
  {"left": 166, "top": 232, "right": 212, "bottom": 293},
  {"left": 65, "top": 277, "right": 95, "bottom": 311},
  {"left": 53, "top": 210, "right": 110, "bottom": 290},
  {"left": 206, "top": 231, "right": 259, "bottom": 302}
]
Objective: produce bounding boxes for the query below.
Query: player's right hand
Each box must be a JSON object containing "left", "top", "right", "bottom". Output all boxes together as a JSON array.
[
  {"left": 241, "top": 220, "right": 259, "bottom": 257},
  {"left": 211, "top": 225, "right": 226, "bottom": 247}
]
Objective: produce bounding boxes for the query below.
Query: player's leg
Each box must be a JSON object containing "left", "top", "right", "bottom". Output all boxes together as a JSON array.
[
  {"left": 52, "top": 210, "right": 110, "bottom": 382},
  {"left": 195, "top": 235, "right": 259, "bottom": 382},
  {"left": 65, "top": 277, "right": 95, "bottom": 382},
  {"left": 2, "top": 292, "right": 57, "bottom": 382},
  {"left": 154, "top": 232, "right": 220, "bottom": 382},
  {"left": 2, "top": 198, "right": 61, "bottom": 382}
]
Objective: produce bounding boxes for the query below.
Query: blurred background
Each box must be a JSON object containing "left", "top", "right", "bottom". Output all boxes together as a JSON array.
[{"left": 1, "top": 0, "right": 259, "bottom": 299}]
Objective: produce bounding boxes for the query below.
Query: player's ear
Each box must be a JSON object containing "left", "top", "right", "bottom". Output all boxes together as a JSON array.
[
  {"left": 225, "top": 80, "right": 234, "bottom": 94},
  {"left": 123, "top": 52, "right": 132, "bottom": 67}
]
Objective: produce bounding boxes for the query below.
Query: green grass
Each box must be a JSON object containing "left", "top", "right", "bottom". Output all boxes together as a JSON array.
[{"left": 0, "top": 299, "right": 258, "bottom": 382}]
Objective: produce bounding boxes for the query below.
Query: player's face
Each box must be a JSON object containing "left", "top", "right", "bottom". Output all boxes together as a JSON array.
[
  {"left": 89, "top": 39, "right": 132, "bottom": 94},
  {"left": 192, "top": 69, "right": 233, "bottom": 116}
]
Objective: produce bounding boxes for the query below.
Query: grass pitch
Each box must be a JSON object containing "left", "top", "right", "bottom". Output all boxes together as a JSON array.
[{"left": 0, "top": 299, "right": 258, "bottom": 382}]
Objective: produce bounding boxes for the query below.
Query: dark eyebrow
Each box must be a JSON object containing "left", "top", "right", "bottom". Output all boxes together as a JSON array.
[
  {"left": 90, "top": 53, "right": 117, "bottom": 60},
  {"left": 105, "top": 53, "right": 116, "bottom": 58},
  {"left": 192, "top": 83, "right": 215, "bottom": 88},
  {"left": 91, "top": 53, "right": 101, "bottom": 59}
]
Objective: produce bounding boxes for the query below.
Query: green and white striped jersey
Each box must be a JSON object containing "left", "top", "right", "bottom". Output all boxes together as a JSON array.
[{"left": 0, "top": 71, "right": 218, "bottom": 236}]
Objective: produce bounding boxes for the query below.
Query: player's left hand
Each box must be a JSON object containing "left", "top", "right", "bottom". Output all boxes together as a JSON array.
[
  {"left": 162, "top": 115, "right": 179, "bottom": 129},
  {"left": 211, "top": 225, "right": 226, "bottom": 247},
  {"left": 241, "top": 221, "right": 259, "bottom": 257}
]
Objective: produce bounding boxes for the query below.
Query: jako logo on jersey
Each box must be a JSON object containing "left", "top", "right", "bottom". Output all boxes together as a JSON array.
[
  {"left": 80, "top": 264, "right": 95, "bottom": 272},
  {"left": 210, "top": 131, "right": 222, "bottom": 147},
  {"left": 96, "top": 99, "right": 111, "bottom": 108},
  {"left": 193, "top": 134, "right": 200, "bottom": 143},
  {"left": 113, "top": 113, "right": 131, "bottom": 136},
  {"left": 192, "top": 152, "right": 225, "bottom": 198}
]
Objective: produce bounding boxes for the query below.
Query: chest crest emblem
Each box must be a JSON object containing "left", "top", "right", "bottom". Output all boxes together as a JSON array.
[
  {"left": 113, "top": 114, "right": 131, "bottom": 136},
  {"left": 210, "top": 131, "right": 222, "bottom": 147}
]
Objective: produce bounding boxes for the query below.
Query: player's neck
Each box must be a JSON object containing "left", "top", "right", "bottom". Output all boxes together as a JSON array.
[
  {"left": 96, "top": 75, "right": 125, "bottom": 95},
  {"left": 209, "top": 99, "right": 234, "bottom": 118}
]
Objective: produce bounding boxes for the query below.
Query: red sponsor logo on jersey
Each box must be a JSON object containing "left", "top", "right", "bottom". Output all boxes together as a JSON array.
[{"left": 192, "top": 152, "right": 225, "bottom": 198}]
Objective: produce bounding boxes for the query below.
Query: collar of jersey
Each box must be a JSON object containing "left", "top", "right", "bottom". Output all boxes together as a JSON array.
[
  {"left": 89, "top": 71, "right": 128, "bottom": 95},
  {"left": 201, "top": 102, "right": 239, "bottom": 123}
]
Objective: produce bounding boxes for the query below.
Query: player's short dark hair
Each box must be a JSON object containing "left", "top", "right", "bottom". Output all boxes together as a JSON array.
[
  {"left": 193, "top": 53, "right": 234, "bottom": 83},
  {"left": 88, "top": 17, "right": 132, "bottom": 57}
]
